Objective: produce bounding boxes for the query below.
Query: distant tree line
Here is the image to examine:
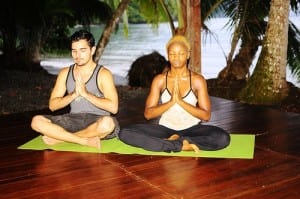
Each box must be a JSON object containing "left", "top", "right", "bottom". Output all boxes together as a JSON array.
[{"left": 0, "top": 0, "right": 176, "bottom": 72}]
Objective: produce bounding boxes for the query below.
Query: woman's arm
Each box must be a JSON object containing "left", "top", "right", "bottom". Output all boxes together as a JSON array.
[
  {"left": 176, "top": 74, "right": 211, "bottom": 121},
  {"left": 144, "top": 74, "right": 174, "bottom": 120}
]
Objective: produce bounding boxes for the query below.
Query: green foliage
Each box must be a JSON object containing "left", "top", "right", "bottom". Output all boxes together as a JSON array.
[
  {"left": 102, "top": 0, "right": 178, "bottom": 24},
  {"left": 287, "top": 22, "right": 300, "bottom": 82},
  {"left": 127, "top": 1, "right": 146, "bottom": 23},
  {"left": 0, "top": 0, "right": 113, "bottom": 69},
  {"left": 127, "top": 0, "right": 177, "bottom": 24},
  {"left": 41, "top": 17, "right": 72, "bottom": 54}
]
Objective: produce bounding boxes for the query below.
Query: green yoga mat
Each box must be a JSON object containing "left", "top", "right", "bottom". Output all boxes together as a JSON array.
[{"left": 18, "top": 134, "right": 255, "bottom": 159}]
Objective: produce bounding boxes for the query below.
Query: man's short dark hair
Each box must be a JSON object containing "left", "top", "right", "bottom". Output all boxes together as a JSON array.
[{"left": 70, "top": 30, "right": 95, "bottom": 48}]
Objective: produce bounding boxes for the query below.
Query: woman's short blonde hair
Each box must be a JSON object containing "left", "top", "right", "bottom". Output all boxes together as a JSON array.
[{"left": 166, "top": 35, "right": 191, "bottom": 51}]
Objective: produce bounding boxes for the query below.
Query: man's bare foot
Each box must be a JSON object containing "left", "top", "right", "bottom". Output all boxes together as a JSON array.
[
  {"left": 42, "top": 135, "right": 100, "bottom": 150},
  {"left": 42, "top": 136, "right": 64, "bottom": 145},
  {"left": 99, "top": 131, "right": 112, "bottom": 139},
  {"left": 85, "top": 137, "right": 101, "bottom": 150},
  {"left": 182, "top": 140, "right": 200, "bottom": 153},
  {"left": 166, "top": 134, "right": 180, "bottom": 140}
]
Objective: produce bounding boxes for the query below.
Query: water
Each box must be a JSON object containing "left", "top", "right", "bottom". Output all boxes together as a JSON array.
[{"left": 41, "top": 17, "right": 300, "bottom": 87}]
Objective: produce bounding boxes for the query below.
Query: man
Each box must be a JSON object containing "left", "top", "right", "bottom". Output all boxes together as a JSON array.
[{"left": 31, "top": 30, "right": 119, "bottom": 149}]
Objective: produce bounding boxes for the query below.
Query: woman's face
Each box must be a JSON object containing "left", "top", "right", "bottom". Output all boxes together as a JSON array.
[{"left": 167, "top": 42, "right": 190, "bottom": 68}]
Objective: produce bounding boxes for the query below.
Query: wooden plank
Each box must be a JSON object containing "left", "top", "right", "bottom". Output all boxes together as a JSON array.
[{"left": 0, "top": 96, "right": 299, "bottom": 198}]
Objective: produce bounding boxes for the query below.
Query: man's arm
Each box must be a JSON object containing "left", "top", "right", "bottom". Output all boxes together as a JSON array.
[
  {"left": 78, "top": 67, "right": 118, "bottom": 114},
  {"left": 49, "top": 67, "right": 77, "bottom": 111}
]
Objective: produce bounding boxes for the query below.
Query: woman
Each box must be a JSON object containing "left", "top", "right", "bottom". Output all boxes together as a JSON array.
[{"left": 119, "top": 35, "right": 230, "bottom": 153}]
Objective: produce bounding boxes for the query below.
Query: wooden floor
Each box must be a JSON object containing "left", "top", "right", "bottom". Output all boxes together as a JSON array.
[{"left": 0, "top": 93, "right": 300, "bottom": 199}]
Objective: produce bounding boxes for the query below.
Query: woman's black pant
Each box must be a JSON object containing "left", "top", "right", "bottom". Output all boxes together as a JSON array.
[{"left": 118, "top": 123, "right": 230, "bottom": 153}]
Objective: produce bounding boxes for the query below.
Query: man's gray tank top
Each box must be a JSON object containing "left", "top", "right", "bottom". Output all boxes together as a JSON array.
[{"left": 66, "top": 64, "right": 110, "bottom": 116}]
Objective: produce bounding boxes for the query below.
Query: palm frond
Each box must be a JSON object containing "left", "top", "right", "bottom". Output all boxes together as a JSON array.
[{"left": 287, "top": 22, "right": 300, "bottom": 81}]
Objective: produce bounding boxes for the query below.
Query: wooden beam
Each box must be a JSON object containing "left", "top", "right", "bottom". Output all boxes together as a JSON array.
[{"left": 186, "top": 0, "right": 201, "bottom": 73}]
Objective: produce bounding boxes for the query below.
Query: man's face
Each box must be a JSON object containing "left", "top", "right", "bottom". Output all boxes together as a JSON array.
[{"left": 71, "top": 39, "right": 94, "bottom": 66}]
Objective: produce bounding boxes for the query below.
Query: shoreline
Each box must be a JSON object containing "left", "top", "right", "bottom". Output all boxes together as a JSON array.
[
  {"left": 0, "top": 69, "right": 299, "bottom": 115},
  {"left": 41, "top": 58, "right": 300, "bottom": 88}
]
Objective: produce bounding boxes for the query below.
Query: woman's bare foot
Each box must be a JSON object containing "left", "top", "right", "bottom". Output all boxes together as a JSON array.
[
  {"left": 166, "top": 134, "right": 180, "bottom": 140},
  {"left": 42, "top": 136, "right": 64, "bottom": 145},
  {"left": 182, "top": 140, "right": 200, "bottom": 153}
]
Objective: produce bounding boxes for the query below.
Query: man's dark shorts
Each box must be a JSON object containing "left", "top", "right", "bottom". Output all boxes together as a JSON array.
[{"left": 44, "top": 113, "right": 120, "bottom": 139}]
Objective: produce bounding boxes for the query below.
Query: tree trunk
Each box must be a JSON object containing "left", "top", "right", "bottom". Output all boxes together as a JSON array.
[
  {"left": 238, "top": 0, "right": 290, "bottom": 105},
  {"left": 159, "top": 0, "right": 176, "bottom": 35},
  {"left": 217, "top": 37, "right": 261, "bottom": 84},
  {"left": 185, "top": 0, "right": 201, "bottom": 73},
  {"left": 187, "top": 0, "right": 201, "bottom": 73},
  {"left": 15, "top": 27, "right": 43, "bottom": 72},
  {"left": 93, "top": 0, "right": 130, "bottom": 63},
  {"left": 1, "top": 30, "right": 18, "bottom": 69},
  {"left": 23, "top": 42, "right": 42, "bottom": 72},
  {"left": 177, "top": 0, "right": 201, "bottom": 73}
]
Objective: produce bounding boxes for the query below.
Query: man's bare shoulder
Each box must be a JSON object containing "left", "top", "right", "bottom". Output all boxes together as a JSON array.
[
  {"left": 98, "top": 66, "right": 113, "bottom": 77},
  {"left": 97, "top": 66, "right": 115, "bottom": 90},
  {"left": 58, "top": 66, "right": 71, "bottom": 76}
]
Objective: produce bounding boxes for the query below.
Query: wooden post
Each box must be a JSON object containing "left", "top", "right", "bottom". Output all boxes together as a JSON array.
[{"left": 186, "top": 0, "right": 201, "bottom": 73}]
